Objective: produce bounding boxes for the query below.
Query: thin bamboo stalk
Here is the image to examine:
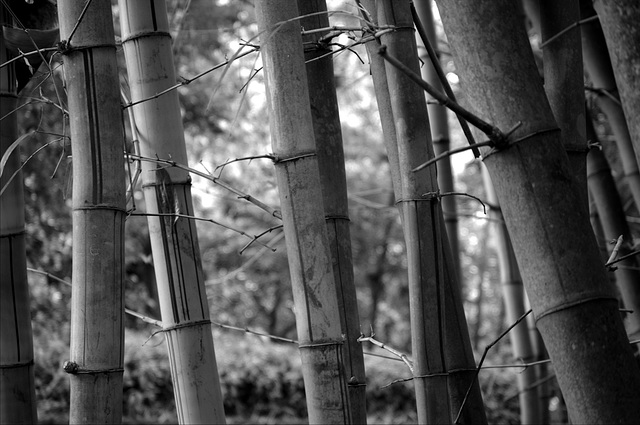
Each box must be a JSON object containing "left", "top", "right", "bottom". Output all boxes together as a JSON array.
[
  {"left": 437, "top": 0, "right": 640, "bottom": 421},
  {"left": 57, "top": 0, "right": 126, "bottom": 422},
  {"left": 297, "top": 1, "right": 367, "bottom": 422},
  {"left": 254, "top": 1, "right": 351, "bottom": 422},
  {"left": 118, "top": 1, "right": 226, "bottom": 423},
  {"left": 0, "top": 6, "right": 37, "bottom": 423},
  {"left": 412, "top": 0, "right": 462, "bottom": 280},
  {"left": 483, "top": 167, "right": 541, "bottom": 424},
  {"left": 371, "top": 1, "right": 487, "bottom": 423}
]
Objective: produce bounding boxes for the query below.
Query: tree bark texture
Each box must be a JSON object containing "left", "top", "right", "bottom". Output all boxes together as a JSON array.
[
  {"left": 0, "top": 6, "right": 38, "bottom": 423},
  {"left": 57, "top": 0, "right": 126, "bottom": 422},
  {"left": 119, "top": 1, "right": 227, "bottom": 423},
  {"left": 255, "top": 1, "right": 351, "bottom": 422},
  {"left": 592, "top": 0, "right": 640, "bottom": 173},
  {"left": 369, "top": 1, "right": 487, "bottom": 423},
  {"left": 297, "top": 1, "right": 367, "bottom": 422},
  {"left": 437, "top": 0, "right": 640, "bottom": 422}
]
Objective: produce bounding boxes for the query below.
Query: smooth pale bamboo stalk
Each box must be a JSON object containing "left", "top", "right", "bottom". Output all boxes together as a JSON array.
[
  {"left": 297, "top": 1, "right": 367, "bottom": 422},
  {"left": 540, "top": 0, "right": 587, "bottom": 207},
  {"left": 587, "top": 147, "right": 640, "bottom": 341},
  {"left": 254, "top": 1, "right": 350, "bottom": 423},
  {"left": 592, "top": 0, "right": 640, "bottom": 173},
  {"left": 579, "top": 0, "right": 640, "bottom": 211},
  {"left": 483, "top": 167, "right": 541, "bottom": 425},
  {"left": 0, "top": 7, "right": 38, "bottom": 423},
  {"left": 376, "top": 1, "right": 487, "bottom": 423},
  {"left": 412, "top": 0, "right": 461, "bottom": 280},
  {"left": 118, "top": 1, "right": 226, "bottom": 423},
  {"left": 437, "top": 0, "right": 640, "bottom": 421},
  {"left": 57, "top": 0, "right": 126, "bottom": 422}
]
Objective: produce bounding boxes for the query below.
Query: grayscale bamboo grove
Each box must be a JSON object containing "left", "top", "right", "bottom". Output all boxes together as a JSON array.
[{"left": 1, "top": 0, "right": 639, "bottom": 423}]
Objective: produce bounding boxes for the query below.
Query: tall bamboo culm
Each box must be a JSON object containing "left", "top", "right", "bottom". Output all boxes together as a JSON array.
[
  {"left": 57, "top": 0, "right": 126, "bottom": 422},
  {"left": 437, "top": 0, "right": 640, "bottom": 421},
  {"left": 297, "top": 0, "right": 367, "bottom": 422},
  {"left": 362, "top": 0, "right": 487, "bottom": 422},
  {"left": 119, "top": 1, "right": 226, "bottom": 423},
  {"left": 254, "top": 1, "right": 351, "bottom": 422},
  {"left": 0, "top": 6, "right": 38, "bottom": 423},
  {"left": 412, "top": 1, "right": 461, "bottom": 278}
]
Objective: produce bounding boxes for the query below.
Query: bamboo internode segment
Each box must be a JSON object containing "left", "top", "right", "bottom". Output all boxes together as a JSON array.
[{"left": 119, "top": 0, "right": 226, "bottom": 422}]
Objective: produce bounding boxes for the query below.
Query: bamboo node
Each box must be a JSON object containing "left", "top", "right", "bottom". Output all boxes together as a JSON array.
[
  {"left": 325, "top": 214, "right": 350, "bottom": 222},
  {"left": 162, "top": 319, "right": 212, "bottom": 333},
  {"left": 273, "top": 152, "right": 316, "bottom": 164},
  {"left": 298, "top": 340, "right": 344, "bottom": 349},
  {"left": 482, "top": 127, "right": 560, "bottom": 160},
  {"left": 62, "top": 361, "right": 124, "bottom": 375},
  {"left": 0, "top": 359, "right": 34, "bottom": 369},
  {"left": 534, "top": 295, "right": 618, "bottom": 323},
  {"left": 121, "top": 30, "right": 171, "bottom": 44}
]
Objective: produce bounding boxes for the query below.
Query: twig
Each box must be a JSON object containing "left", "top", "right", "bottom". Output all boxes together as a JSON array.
[
  {"left": 413, "top": 140, "right": 494, "bottom": 172},
  {"left": 26, "top": 268, "right": 163, "bottom": 327},
  {"left": 128, "top": 212, "right": 277, "bottom": 252},
  {"left": 409, "top": 3, "right": 479, "bottom": 157},
  {"left": 539, "top": 15, "right": 599, "bottom": 49},
  {"left": 128, "top": 154, "right": 282, "bottom": 220},
  {"left": 210, "top": 320, "right": 298, "bottom": 344},
  {"left": 358, "top": 332, "right": 414, "bottom": 372},
  {"left": 605, "top": 235, "right": 624, "bottom": 269},
  {"left": 214, "top": 154, "right": 275, "bottom": 172},
  {"left": 377, "top": 45, "right": 505, "bottom": 146},
  {"left": 454, "top": 309, "right": 533, "bottom": 424}
]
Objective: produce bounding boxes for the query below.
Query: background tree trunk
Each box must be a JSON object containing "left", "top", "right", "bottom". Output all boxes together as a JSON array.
[
  {"left": 0, "top": 6, "right": 38, "bottom": 423},
  {"left": 119, "top": 1, "right": 226, "bottom": 423},
  {"left": 255, "top": 1, "right": 351, "bottom": 422},
  {"left": 483, "top": 167, "right": 541, "bottom": 424},
  {"left": 592, "top": 0, "right": 640, "bottom": 171},
  {"left": 437, "top": 0, "right": 640, "bottom": 421},
  {"left": 57, "top": 0, "right": 127, "bottom": 422},
  {"left": 580, "top": 0, "right": 640, "bottom": 211},
  {"left": 297, "top": 1, "right": 367, "bottom": 422}
]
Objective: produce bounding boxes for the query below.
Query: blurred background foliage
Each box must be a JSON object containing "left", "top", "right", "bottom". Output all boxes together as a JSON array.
[{"left": 16, "top": 0, "right": 629, "bottom": 423}]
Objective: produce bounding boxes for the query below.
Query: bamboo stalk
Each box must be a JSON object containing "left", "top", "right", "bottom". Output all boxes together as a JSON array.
[
  {"left": 0, "top": 6, "right": 38, "bottom": 423},
  {"left": 254, "top": 1, "right": 351, "bottom": 422},
  {"left": 412, "top": 0, "right": 462, "bottom": 285},
  {"left": 483, "top": 167, "right": 541, "bottom": 424},
  {"left": 57, "top": 0, "right": 127, "bottom": 422},
  {"left": 118, "top": 1, "right": 226, "bottom": 423},
  {"left": 437, "top": 0, "right": 640, "bottom": 421},
  {"left": 366, "top": 1, "right": 487, "bottom": 423},
  {"left": 297, "top": 1, "right": 367, "bottom": 422}
]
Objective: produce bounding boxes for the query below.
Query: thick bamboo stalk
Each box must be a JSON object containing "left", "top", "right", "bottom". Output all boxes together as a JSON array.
[
  {"left": 254, "top": 1, "right": 350, "bottom": 422},
  {"left": 437, "top": 0, "right": 640, "bottom": 421},
  {"left": 579, "top": 0, "right": 640, "bottom": 211},
  {"left": 412, "top": 0, "right": 461, "bottom": 280},
  {"left": 0, "top": 6, "right": 38, "bottom": 423},
  {"left": 592, "top": 0, "right": 640, "bottom": 174},
  {"left": 297, "top": 1, "right": 367, "bottom": 422},
  {"left": 540, "top": 0, "right": 587, "bottom": 206},
  {"left": 375, "top": 1, "right": 487, "bottom": 423},
  {"left": 57, "top": 0, "right": 126, "bottom": 422},
  {"left": 483, "top": 167, "right": 541, "bottom": 424},
  {"left": 118, "top": 1, "right": 226, "bottom": 423}
]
